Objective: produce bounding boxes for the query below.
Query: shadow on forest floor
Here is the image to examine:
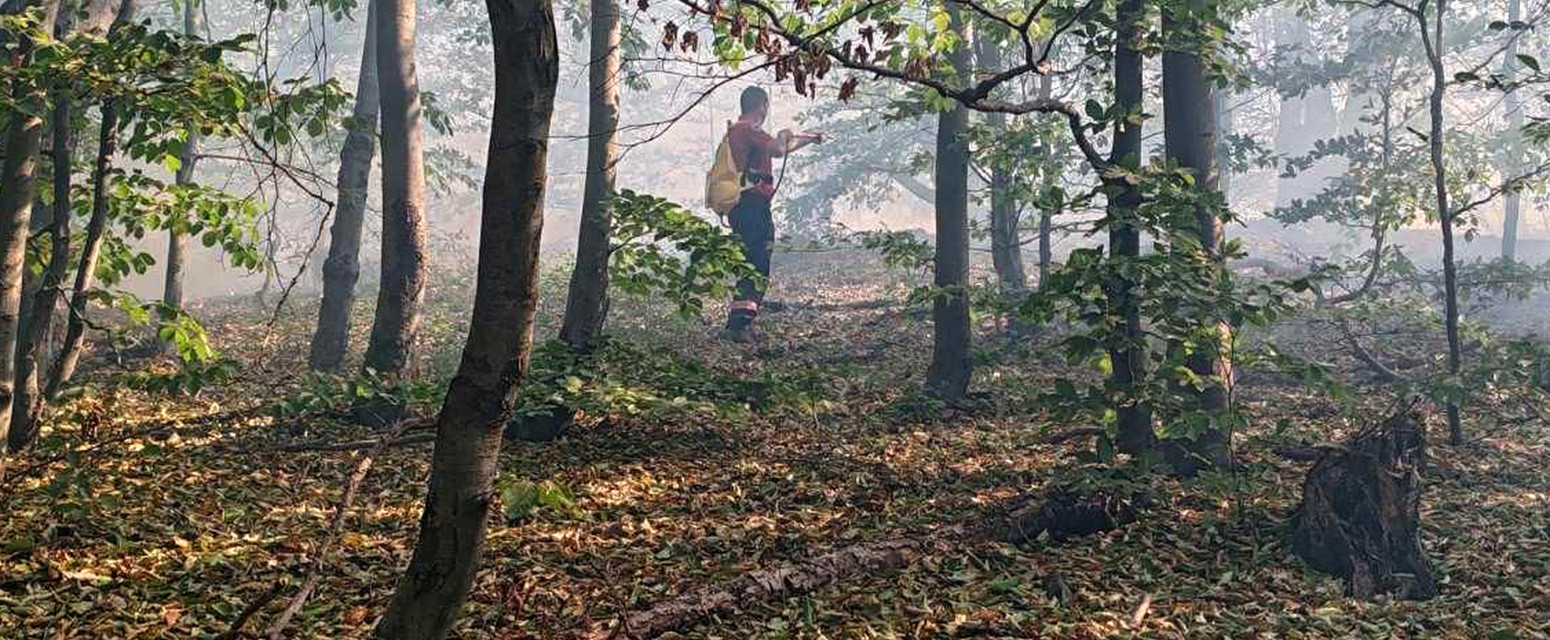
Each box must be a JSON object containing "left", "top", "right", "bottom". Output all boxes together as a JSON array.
[{"left": 2, "top": 249, "right": 1547, "bottom": 640}]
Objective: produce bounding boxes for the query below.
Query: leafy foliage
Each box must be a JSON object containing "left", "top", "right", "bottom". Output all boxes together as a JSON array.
[{"left": 609, "top": 190, "right": 762, "bottom": 318}]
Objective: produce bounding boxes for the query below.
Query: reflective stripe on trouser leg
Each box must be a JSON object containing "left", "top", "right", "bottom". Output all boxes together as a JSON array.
[{"left": 726, "top": 300, "right": 758, "bottom": 331}]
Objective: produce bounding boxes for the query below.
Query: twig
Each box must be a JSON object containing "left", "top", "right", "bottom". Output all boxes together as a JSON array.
[
  {"left": 262, "top": 418, "right": 419, "bottom": 639},
  {"left": 213, "top": 582, "right": 284, "bottom": 640},
  {"left": 1129, "top": 592, "right": 1152, "bottom": 627},
  {"left": 1036, "top": 427, "right": 1106, "bottom": 444},
  {"left": 267, "top": 432, "right": 438, "bottom": 453}
]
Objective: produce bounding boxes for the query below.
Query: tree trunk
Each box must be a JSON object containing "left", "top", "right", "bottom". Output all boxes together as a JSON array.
[
  {"left": 309, "top": 0, "right": 381, "bottom": 372},
  {"left": 974, "top": 33, "right": 1025, "bottom": 295},
  {"left": 159, "top": 0, "right": 201, "bottom": 351},
  {"left": 362, "top": 0, "right": 428, "bottom": 379},
  {"left": 0, "top": 0, "right": 59, "bottom": 455},
  {"left": 7, "top": 0, "right": 124, "bottom": 450},
  {"left": 1500, "top": 0, "right": 1523, "bottom": 262},
  {"left": 369, "top": 0, "right": 557, "bottom": 638},
  {"left": 1419, "top": 0, "right": 1463, "bottom": 445},
  {"left": 43, "top": 98, "right": 122, "bottom": 402},
  {"left": 39, "top": 0, "right": 135, "bottom": 407},
  {"left": 1036, "top": 73, "right": 1054, "bottom": 286},
  {"left": 1215, "top": 88, "right": 1233, "bottom": 199},
  {"left": 557, "top": 0, "right": 621, "bottom": 350},
  {"left": 1107, "top": 0, "right": 1152, "bottom": 456},
  {"left": 1160, "top": 0, "right": 1233, "bottom": 474},
  {"left": 1271, "top": 10, "right": 1307, "bottom": 210},
  {"left": 925, "top": 6, "right": 972, "bottom": 400},
  {"left": 9, "top": 77, "right": 71, "bottom": 450}
]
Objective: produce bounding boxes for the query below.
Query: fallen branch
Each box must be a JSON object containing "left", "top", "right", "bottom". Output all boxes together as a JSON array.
[
  {"left": 1270, "top": 443, "right": 1345, "bottom": 462},
  {"left": 580, "top": 487, "right": 1146, "bottom": 639},
  {"left": 583, "top": 536, "right": 942, "bottom": 640},
  {"left": 1129, "top": 593, "right": 1153, "bottom": 627},
  {"left": 1335, "top": 317, "right": 1406, "bottom": 383},
  {"left": 268, "top": 431, "right": 436, "bottom": 453},
  {"left": 262, "top": 418, "right": 418, "bottom": 639},
  {"left": 1036, "top": 427, "right": 1105, "bottom": 445},
  {"left": 213, "top": 582, "right": 283, "bottom": 640}
]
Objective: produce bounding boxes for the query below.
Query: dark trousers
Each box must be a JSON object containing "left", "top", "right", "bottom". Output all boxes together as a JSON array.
[{"left": 726, "top": 194, "right": 773, "bottom": 331}]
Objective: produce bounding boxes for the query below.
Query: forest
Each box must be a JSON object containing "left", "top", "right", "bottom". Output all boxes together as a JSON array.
[{"left": 1, "top": 0, "right": 1548, "bottom": 636}]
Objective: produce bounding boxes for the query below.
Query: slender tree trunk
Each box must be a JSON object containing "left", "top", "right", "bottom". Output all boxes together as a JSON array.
[
  {"left": 1036, "top": 72, "right": 1054, "bottom": 286},
  {"left": 1417, "top": 0, "right": 1463, "bottom": 444},
  {"left": 1272, "top": 11, "right": 1308, "bottom": 209},
  {"left": 38, "top": 0, "right": 135, "bottom": 407},
  {"left": 309, "top": 0, "right": 381, "bottom": 372},
  {"left": 1500, "top": 0, "right": 1523, "bottom": 262},
  {"left": 160, "top": 0, "right": 202, "bottom": 351},
  {"left": 1160, "top": 0, "right": 1233, "bottom": 474},
  {"left": 925, "top": 6, "right": 972, "bottom": 400},
  {"left": 1108, "top": 0, "right": 1152, "bottom": 456},
  {"left": 370, "top": 1, "right": 557, "bottom": 638},
  {"left": 974, "top": 33, "right": 1025, "bottom": 295},
  {"left": 44, "top": 98, "right": 121, "bottom": 402},
  {"left": 9, "top": 77, "right": 72, "bottom": 450},
  {"left": 558, "top": 0, "right": 621, "bottom": 350},
  {"left": 8, "top": 0, "right": 124, "bottom": 450},
  {"left": 363, "top": 0, "right": 428, "bottom": 378},
  {"left": 1216, "top": 89, "right": 1233, "bottom": 199},
  {"left": 0, "top": 0, "right": 59, "bottom": 455}
]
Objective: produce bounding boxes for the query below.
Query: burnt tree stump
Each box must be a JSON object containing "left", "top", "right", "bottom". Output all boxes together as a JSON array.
[{"left": 1291, "top": 412, "right": 1438, "bottom": 600}]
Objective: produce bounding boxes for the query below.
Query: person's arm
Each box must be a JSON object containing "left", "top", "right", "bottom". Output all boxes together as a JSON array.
[
  {"left": 768, "top": 130, "right": 793, "bottom": 158},
  {"left": 773, "top": 129, "right": 823, "bottom": 156}
]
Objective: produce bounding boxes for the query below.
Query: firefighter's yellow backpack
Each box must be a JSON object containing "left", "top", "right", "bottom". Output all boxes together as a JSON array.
[{"left": 704, "top": 121, "right": 744, "bottom": 217}]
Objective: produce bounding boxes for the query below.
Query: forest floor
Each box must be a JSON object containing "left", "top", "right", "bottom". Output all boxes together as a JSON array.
[{"left": 2, "top": 249, "right": 1548, "bottom": 640}]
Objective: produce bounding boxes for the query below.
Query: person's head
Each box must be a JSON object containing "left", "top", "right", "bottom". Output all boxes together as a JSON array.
[{"left": 740, "top": 86, "right": 770, "bottom": 123}]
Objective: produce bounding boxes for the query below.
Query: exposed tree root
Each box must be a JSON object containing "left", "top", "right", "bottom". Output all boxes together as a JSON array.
[{"left": 580, "top": 486, "right": 1147, "bottom": 639}]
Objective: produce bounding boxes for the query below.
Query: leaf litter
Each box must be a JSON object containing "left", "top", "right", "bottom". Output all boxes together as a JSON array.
[{"left": 1, "top": 248, "right": 1546, "bottom": 639}]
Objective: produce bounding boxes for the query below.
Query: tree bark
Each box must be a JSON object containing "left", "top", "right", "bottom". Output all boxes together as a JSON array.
[
  {"left": 1272, "top": 11, "right": 1342, "bottom": 209},
  {"left": 309, "top": 0, "right": 381, "bottom": 372},
  {"left": 925, "top": 6, "right": 972, "bottom": 400},
  {"left": 1418, "top": 0, "right": 1463, "bottom": 445},
  {"left": 39, "top": 0, "right": 134, "bottom": 406},
  {"left": 159, "top": 0, "right": 202, "bottom": 351},
  {"left": 1292, "top": 411, "right": 1436, "bottom": 600},
  {"left": 9, "top": 76, "right": 71, "bottom": 451},
  {"left": 1036, "top": 73, "right": 1054, "bottom": 286},
  {"left": 1160, "top": 0, "right": 1233, "bottom": 474},
  {"left": 1107, "top": 0, "right": 1153, "bottom": 456},
  {"left": 8, "top": 0, "right": 123, "bottom": 450},
  {"left": 0, "top": 0, "right": 59, "bottom": 454},
  {"left": 974, "top": 33, "right": 1025, "bottom": 295},
  {"left": 44, "top": 99, "right": 121, "bottom": 403},
  {"left": 362, "top": 0, "right": 428, "bottom": 379},
  {"left": 369, "top": 0, "right": 557, "bottom": 638},
  {"left": 557, "top": 0, "right": 621, "bottom": 350},
  {"left": 1499, "top": 0, "right": 1523, "bottom": 262}
]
